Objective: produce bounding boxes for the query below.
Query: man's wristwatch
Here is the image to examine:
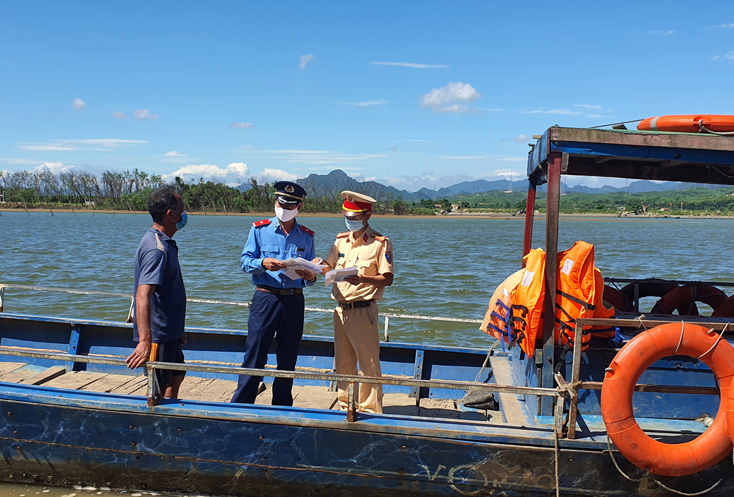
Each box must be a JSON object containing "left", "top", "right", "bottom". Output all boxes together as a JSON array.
[{"left": 307, "top": 275, "right": 317, "bottom": 284}]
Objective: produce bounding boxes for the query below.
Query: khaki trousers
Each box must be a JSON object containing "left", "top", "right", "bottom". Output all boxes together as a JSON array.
[{"left": 333, "top": 302, "right": 383, "bottom": 413}]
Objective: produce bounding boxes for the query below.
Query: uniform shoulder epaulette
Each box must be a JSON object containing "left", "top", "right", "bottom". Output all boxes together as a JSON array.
[
  {"left": 336, "top": 231, "right": 351, "bottom": 239},
  {"left": 300, "top": 225, "right": 314, "bottom": 236},
  {"left": 253, "top": 219, "right": 271, "bottom": 228},
  {"left": 371, "top": 232, "right": 387, "bottom": 242}
]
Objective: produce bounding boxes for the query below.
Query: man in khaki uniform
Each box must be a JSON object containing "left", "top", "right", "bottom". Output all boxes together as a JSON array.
[{"left": 318, "top": 191, "right": 394, "bottom": 413}]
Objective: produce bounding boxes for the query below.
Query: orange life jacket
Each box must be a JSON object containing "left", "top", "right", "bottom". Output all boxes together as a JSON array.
[
  {"left": 554, "top": 241, "right": 597, "bottom": 349},
  {"left": 481, "top": 269, "right": 524, "bottom": 349},
  {"left": 511, "top": 248, "right": 546, "bottom": 358},
  {"left": 589, "top": 268, "right": 617, "bottom": 339}
]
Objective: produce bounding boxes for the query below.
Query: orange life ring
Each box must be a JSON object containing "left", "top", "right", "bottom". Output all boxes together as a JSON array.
[
  {"left": 638, "top": 115, "right": 734, "bottom": 133},
  {"left": 651, "top": 285, "right": 727, "bottom": 316},
  {"left": 601, "top": 323, "right": 734, "bottom": 476}
]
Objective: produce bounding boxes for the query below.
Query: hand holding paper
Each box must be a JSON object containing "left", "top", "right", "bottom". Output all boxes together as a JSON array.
[
  {"left": 281, "top": 258, "right": 329, "bottom": 280},
  {"left": 324, "top": 266, "right": 359, "bottom": 286}
]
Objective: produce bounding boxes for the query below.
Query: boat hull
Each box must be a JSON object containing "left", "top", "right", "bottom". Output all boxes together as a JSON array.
[{"left": 0, "top": 398, "right": 732, "bottom": 497}]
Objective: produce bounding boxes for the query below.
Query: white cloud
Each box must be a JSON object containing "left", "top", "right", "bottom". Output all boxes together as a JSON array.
[
  {"left": 113, "top": 111, "right": 128, "bottom": 119},
  {"left": 501, "top": 134, "right": 530, "bottom": 144},
  {"left": 710, "top": 55, "right": 722, "bottom": 60},
  {"left": 522, "top": 108, "right": 582, "bottom": 115},
  {"left": 18, "top": 138, "right": 148, "bottom": 152},
  {"left": 502, "top": 157, "right": 527, "bottom": 162},
  {"left": 133, "top": 109, "right": 158, "bottom": 121},
  {"left": 0, "top": 158, "right": 42, "bottom": 165},
  {"left": 347, "top": 172, "right": 377, "bottom": 182},
  {"left": 482, "top": 108, "right": 504, "bottom": 112},
  {"left": 433, "top": 104, "right": 482, "bottom": 114},
  {"left": 726, "top": 51, "right": 734, "bottom": 60},
  {"left": 442, "top": 155, "right": 493, "bottom": 160},
  {"left": 299, "top": 54, "right": 314, "bottom": 69},
  {"left": 419, "top": 82, "right": 481, "bottom": 112},
  {"left": 231, "top": 122, "right": 255, "bottom": 129},
  {"left": 575, "top": 104, "right": 604, "bottom": 111},
  {"left": 165, "top": 151, "right": 187, "bottom": 157},
  {"left": 708, "top": 24, "right": 734, "bottom": 29},
  {"left": 370, "top": 62, "right": 449, "bottom": 69},
  {"left": 162, "top": 162, "right": 250, "bottom": 186},
  {"left": 33, "top": 162, "right": 74, "bottom": 174},
  {"left": 647, "top": 30, "right": 674, "bottom": 36},
  {"left": 337, "top": 100, "right": 388, "bottom": 107},
  {"left": 72, "top": 98, "right": 86, "bottom": 110},
  {"left": 258, "top": 168, "right": 299, "bottom": 183},
  {"left": 240, "top": 149, "right": 386, "bottom": 165}
]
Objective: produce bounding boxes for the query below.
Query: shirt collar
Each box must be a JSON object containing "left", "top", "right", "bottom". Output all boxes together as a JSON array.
[
  {"left": 273, "top": 216, "right": 300, "bottom": 234},
  {"left": 149, "top": 227, "right": 172, "bottom": 242},
  {"left": 350, "top": 225, "right": 372, "bottom": 245}
]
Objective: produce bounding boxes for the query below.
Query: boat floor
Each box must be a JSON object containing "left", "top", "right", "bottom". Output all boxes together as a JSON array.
[{"left": 0, "top": 362, "right": 495, "bottom": 422}]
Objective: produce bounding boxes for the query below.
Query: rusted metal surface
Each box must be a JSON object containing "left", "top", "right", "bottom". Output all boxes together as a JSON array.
[{"left": 522, "top": 177, "right": 536, "bottom": 262}]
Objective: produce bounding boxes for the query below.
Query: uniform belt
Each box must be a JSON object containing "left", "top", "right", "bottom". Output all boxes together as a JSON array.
[
  {"left": 338, "top": 300, "right": 373, "bottom": 310},
  {"left": 256, "top": 285, "right": 303, "bottom": 296}
]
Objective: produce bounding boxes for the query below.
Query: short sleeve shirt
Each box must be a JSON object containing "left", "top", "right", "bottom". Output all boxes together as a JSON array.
[
  {"left": 133, "top": 228, "right": 186, "bottom": 343},
  {"left": 325, "top": 226, "right": 394, "bottom": 302}
]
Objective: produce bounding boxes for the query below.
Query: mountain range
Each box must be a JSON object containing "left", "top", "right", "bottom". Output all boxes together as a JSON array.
[{"left": 291, "top": 170, "right": 727, "bottom": 202}]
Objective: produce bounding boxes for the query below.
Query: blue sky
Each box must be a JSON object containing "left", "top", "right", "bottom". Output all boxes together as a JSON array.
[{"left": 1, "top": 2, "right": 733, "bottom": 191}]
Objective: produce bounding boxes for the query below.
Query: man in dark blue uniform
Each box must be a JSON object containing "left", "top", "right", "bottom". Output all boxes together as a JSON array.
[{"left": 231, "top": 181, "right": 316, "bottom": 406}]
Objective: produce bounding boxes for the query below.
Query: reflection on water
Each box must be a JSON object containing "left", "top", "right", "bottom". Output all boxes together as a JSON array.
[{"left": 3, "top": 212, "right": 734, "bottom": 348}]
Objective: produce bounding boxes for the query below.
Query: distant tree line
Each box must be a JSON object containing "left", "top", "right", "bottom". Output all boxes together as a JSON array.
[{"left": 0, "top": 167, "right": 435, "bottom": 214}]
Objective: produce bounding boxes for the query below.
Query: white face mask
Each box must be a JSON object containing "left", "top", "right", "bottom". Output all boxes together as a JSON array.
[{"left": 275, "top": 204, "right": 299, "bottom": 222}]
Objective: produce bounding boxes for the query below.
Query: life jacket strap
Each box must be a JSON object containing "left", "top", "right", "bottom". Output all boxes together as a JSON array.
[{"left": 556, "top": 289, "right": 596, "bottom": 311}]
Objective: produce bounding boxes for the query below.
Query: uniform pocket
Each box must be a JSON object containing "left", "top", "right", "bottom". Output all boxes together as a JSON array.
[{"left": 261, "top": 244, "right": 280, "bottom": 258}]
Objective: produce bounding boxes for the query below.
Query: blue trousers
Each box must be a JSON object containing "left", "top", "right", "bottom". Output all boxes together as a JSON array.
[{"left": 231, "top": 290, "right": 305, "bottom": 406}]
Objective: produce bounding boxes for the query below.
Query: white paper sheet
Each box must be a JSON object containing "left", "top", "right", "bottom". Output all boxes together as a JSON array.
[
  {"left": 281, "top": 258, "right": 329, "bottom": 280},
  {"left": 324, "top": 266, "right": 359, "bottom": 286}
]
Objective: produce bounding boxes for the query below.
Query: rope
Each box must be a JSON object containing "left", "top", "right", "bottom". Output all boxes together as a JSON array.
[
  {"left": 473, "top": 340, "right": 500, "bottom": 383},
  {"left": 650, "top": 475, "right": 722, "bottom": 496},
  {"left": 554, "top": 432, "right": 560, "bottom": 497},
  {"left": 674, "top": 321, "right": 685, "bottom": 355},
  {"left": 606, "top": 435, "right": 645, "bottom": 482},
  {"left": 589, "top": 118, "right": 646, "bottom": 129},
  {"left": 0, "top": 283, "right": 482, "bottom": 324},
  {"left": 607, "top": 435, "right": 722, "bottom": 495},
  {"left": 698, "top": 323, "right": 728, "bottom": 360},
  {"left": 635, "top": 315, "right": 648, "bottom": 330},
  {"left": 698, "top": 120, "right": 734, "bottom": 136}
]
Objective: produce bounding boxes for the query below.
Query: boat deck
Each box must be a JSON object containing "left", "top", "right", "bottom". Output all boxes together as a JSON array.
[{"left": 0, "top": 361, "right": 494, "bottom": 421}]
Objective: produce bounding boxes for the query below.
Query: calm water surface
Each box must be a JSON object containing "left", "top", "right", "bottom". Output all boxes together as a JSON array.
[{"left": 1, "top": 211, "right": 734, "bottom": 496}]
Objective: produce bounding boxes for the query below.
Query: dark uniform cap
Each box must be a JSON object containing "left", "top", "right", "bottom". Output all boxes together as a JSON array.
[{"left": 274, "top": 181, "right": 307, "bottom": 205}]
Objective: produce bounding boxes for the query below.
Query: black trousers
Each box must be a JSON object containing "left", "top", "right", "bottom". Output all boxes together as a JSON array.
[{"left": 230, "top": 290, "right": 305, "bottom": 406}]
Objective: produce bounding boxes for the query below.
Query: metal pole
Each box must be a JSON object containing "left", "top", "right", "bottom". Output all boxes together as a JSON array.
[
  {"left": 0, "top": 286, "right": 4, "bottom": 312},
  {"left": 542, "top": 152, "right": 562, "bottom": 415},
  {"left": 522, "top": 177, "right": 537, "bottom": 263},
  {"left": 347, "top": 382, "right": 357, "bottom": 422},
  {"left": 383, "top": 316, "right": 390, "bottom": 342},
  {"left": 146, "top": 363, "right": 158, "bottom": 407}
]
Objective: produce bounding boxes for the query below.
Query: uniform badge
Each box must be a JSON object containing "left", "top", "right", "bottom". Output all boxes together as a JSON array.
[
  {"left": 385, "top": 251, "right": 392, "bottom": 264},
  {"left": 285, "top": 184, "right": 295, "bottom": 193}
]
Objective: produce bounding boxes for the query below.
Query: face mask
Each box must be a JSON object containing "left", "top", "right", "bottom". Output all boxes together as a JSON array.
[
  {"left": 275, "top": 205, "right": 299, "bottom": 222},
  {"left": 345, "top": 216, "right": 365, "bottom": 232},
  {"left": 175, "top": 211, "right": 188, "bottom": 231}
]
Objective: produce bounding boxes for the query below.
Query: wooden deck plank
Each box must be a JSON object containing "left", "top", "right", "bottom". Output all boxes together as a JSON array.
[
  {"left": 383, "top": 393, "right": 419, "bottom": 416},
  {"left": 0, "top": 365, "right": 48, "bottom": 384},
  {"left": 292, "top": 385, "right": 338, "bottom": 410},
  {"left": 0, "top": 362, "right": 28, "bottom": 378},
  {"left": 179, "top": 377, "right": 217, "bottom": 401},
  {"left": 43, "top": 371, "right": 109, "bottom": 391},
  {"left": 80, "top": 373, "right": 139, "bottom": 393},
  {"left": 254, "top": 383, "right": 273, "bottom": 405},
  {"left": 19, "top": 366, "right": 67, "bottom": 385},
  {"left": 203, "top": 379, "right": 237, "bottom": 403},
  {"left": 109, "top": 376, "right": 148, "bottom": 395},
  {"left": 419, "top": 398, "right": 459, "bottom": 419}
]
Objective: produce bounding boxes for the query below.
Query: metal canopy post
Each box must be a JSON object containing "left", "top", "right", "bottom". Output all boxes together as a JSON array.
[
  {"left": 541, "top": 152, "right": 562, "bottom": 415},
  {"left": 522, "top": 177, "right": 537, "bottom": 263}
]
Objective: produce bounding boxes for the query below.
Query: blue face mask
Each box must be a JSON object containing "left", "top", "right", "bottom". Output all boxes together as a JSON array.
[
  {"left": 174, "top": 211, "right": 188, "bottom": 231},
  {"left": 345, "top": 216, "right": 364, "bottom": 232}
]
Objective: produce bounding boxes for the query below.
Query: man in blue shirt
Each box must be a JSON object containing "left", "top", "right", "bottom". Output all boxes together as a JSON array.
[
  {"left": 231, "top": 181, "right": 316, "bottom": 406},
  {"left": 126, "top": 185, "right": 188, "bottom": 404}
]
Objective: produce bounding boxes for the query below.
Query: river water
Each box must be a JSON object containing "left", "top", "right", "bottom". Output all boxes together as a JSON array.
[{"left": 1, "top": 211, "right": 734, "bottom": 495}]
